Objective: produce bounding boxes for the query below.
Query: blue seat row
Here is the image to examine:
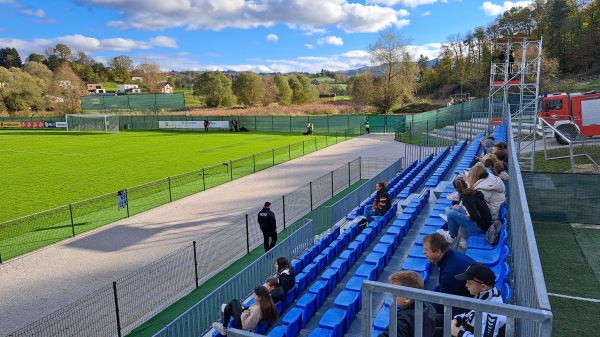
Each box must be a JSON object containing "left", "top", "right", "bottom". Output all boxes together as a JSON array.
[
  {"left": 455, "top": 133, "right": 484, "bottom": 174},
  {"left": 425, "top": 140, "right": 467, "bottom": 187}
]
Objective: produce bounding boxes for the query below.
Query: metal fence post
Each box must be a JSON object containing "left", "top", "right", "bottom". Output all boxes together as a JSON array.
[
  {"left": 314, "top": 137, "right": 317, "bottom": 151},
  {"left": 230, "top": 160, "right": 233, "bottom": 180},
  {"left": 288, "top": 144, "right": 291, "bottom": 160},
  {"left": 282, "top": 195, "right": 286, "bottom": 230},
  {"left": 69, "top": 204, "right": 75, "bottom": 237},
  {"left": 112, "top": 281, "right": 122, "bottom": 337},
  {"left": 202, "top": 168, "right": 206, "bottom": 191},
  {"left": 359, "top": 157, "right": 362, "bottom": 179},
  {"left": 348, "top": 162, "right": 351, "bottom": 185},
  {"left": 272, "top": 149, "right": 275, "bottom": 166},
  {"left": 245, "top": 214, "right": 250, "bottom": 254},
  {"left": 253, "top": 154, "right": 256, "bottom": 173},
  {"left": 310, "top": 182, "right": 314, "bottom": 211},
  {"left": 193, "top": 241, "right": 199, "bottom": 288},
  {"left": 331, "top": 171, "right": 334, "bottom": 197},
  {"left": 303, "top": 140, "right": 305, "bottom": 155},
  {"left": 168, "top": 177, "right": 172, "bottom": 202}
]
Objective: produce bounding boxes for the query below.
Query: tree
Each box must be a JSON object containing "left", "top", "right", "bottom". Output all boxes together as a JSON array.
[
  {"left": 273, "top": 74, "right": 292, "bottom": 105},
  {"left": 23, "top": 61, "right": 52, "bottom": 90},
  {"left": 193, "top": 71, "right": 235, "bottom": 107},
  {"left": 0, "top": 48, "right": 22, "bottom": 68},
  {"left": 233, "top": 72, "right": 265, "bottom": 107},
  {"left": 109, "top": 55, "right": 134, "bottom": 83},
  {"left": 44, "top": 44, "right": 72, "bottom": 71},
  {"left": 261, "top": 75, "right": 278, "bottom": 106},
  {"left": 367, "top": 27, "right": 415, "bottom": 113},
  {"left": 48, "top": 63, "right": 86, "bottom": 113},
  {"left": 26, "top": 53, "right": 45, "bottom": 63},
  {"left": 91, "top": 61, "right": 110, "bottom": 82},
  {"left": 138, "top": 61, "right": 164, "bottom": 93},
  {"left": 0, "top": 67, "right": 46, "bottom": 114},
  {"left": 348, "top": 73, "right": 375, "bottom": 105}
]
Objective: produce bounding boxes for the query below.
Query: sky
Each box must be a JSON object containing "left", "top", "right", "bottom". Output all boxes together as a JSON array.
[{"left": 0, "top": 0, "right": 533, "bottom": 73}]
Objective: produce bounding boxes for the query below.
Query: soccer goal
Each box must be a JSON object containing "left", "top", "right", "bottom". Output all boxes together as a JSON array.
[{"left": 66, "top": 114, "right": 120, "bottom": 133}]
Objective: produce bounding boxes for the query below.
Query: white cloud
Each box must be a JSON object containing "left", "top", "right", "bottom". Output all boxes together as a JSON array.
[
  {"left": 317, "top": 36, "right": 344, "bottom": 46},
  {"left": 20, "top": 8, "right": 45, "bottom": 17},
  {"left": 106, "top": 21, "right": 129, "bottom": 30},
  {"left": 422, "top": 11, "right": 431, "bottom": 16},
  {"left": 305, "top": 44, "right": 314, "bottom": 49},
  {"left": 76, "top": 0, "right": 412, "bottom": 34},
  {"left": 300, "top": 26, "right": 327, "bottom": 36},
  {"left": 366, "top": 0, "right": 439, "bottom": 8},
  {"left": 266, "top": 34, "right": 279, "bottom": 42},
  {"left": 407, "top": 42, "right": 442, "bottom": 60},
  {"left": 481, "top": 1, "right": 533, "bottom": 16},
  {"left": 0, "top": 34, "right": 178, "bottom": 57}
]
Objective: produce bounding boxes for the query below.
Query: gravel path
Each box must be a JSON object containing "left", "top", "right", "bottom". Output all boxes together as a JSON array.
[{"left": 0, "top": 134, "right": 409, "bottom": 336}]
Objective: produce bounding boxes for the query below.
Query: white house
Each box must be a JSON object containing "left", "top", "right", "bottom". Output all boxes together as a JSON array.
[
  {"left": 159, "top": 82, "right": 173, "bottom": 94},
  {"left": 117, "top": 84, "right": 141, "bottom": 94}
]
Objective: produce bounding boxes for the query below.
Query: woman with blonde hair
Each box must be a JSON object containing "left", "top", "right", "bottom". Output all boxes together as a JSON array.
[{"left": 469, "top": 163, "right": 505, "bottom": 220}]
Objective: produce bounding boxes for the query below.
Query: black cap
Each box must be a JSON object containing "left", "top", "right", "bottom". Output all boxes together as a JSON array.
[{"left": 455, "top": 263, "right": 496, "bottom": 286}]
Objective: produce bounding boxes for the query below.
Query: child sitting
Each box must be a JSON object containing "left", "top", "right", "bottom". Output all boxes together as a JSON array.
[
  {"left": 378, "top": 271, "right": 437, "bottom": 337},
  {"left": 451, "top": 264, "right": 506, "bottom": 337}
]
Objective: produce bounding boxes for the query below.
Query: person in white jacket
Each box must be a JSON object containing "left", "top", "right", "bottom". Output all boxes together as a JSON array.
[
  {"left": 468, "top": 163, "right": 505, "bottom": 221},
  {"left": 451, "top": 264, "right": 506, "bottom": 337}
]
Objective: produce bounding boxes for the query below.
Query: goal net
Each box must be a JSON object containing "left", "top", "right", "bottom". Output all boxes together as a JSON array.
[{"left": 66, "top": 114, "right": 120, "bottom": 133}]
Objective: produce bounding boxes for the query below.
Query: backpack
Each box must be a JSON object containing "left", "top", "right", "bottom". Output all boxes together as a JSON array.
[{"left": 485, "top": 219, "right": 503, "bottom": 246}]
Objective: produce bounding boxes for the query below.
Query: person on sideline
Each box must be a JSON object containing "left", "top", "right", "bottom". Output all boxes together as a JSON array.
[
  {"left": 258, "top": 202, "right": 277, "bottom": 252},
  {"left": 275, "top": 256, "right": 296, "bottom": 293},
  {"left": 451, "top": 264, "right": 506, "bottom": 337},
  {"left": 378, "top": 271, "right": 437, "bottom": 337},
  {"left": 212, "top": 285, "right": 278, "bottom": 335}
]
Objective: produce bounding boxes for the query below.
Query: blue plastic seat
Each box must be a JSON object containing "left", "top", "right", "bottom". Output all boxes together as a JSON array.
[
  {"left": 314, "top": 254, "right": 327, "bottom": 272},
  {"left": 322, "top": 247, "right": 335, "bottom": 264},
  {"left": 345, "top": 276, "right": 367, "bottom": 307},
  {"left": 255, "top": 320, "right": 271, "bottom": 334},
  {"left": 355, "top": 233, "right": 370, "bottom": 252},
  {"left": 295, "top": 272, "right": 308, "bottom": 293},
  {"left": 467, "top": 225, "right": 507, "bottom": 250},
  {"left": 319, "top": 309, "right": 347, "bottom": 337},
  {"left": 365, "top": 252, "right": 385, "bottom": 278},
  {"left": 339, "top": 248, "right": 356, "bottom": 266},
  {"left": 373, "top": 306, "right": 389, "bottom": 330},
  {"left": 408, "top": 245, "right": 426, "bottom": 258},
  {"left": 403, "top": 207, "right": 419, "bottom": 222},
  {"left": 309, "top": 280, "right": 329, "bottom": 306},
  {"left": 275, "top": 301, "right": 284, "bottom": 315},
  {"left": 501, "top": 283, "right": 512, "bottom": 303},
  {"left": 372, "top": 243, "right": 392, "bottom": 265},
  {"left": 424, "top": 217, "right": 446, "bottom": 227},
  {"left": 386, "top": 226, "right": 404, "bottom": 242},
  {"left": 355, "top": 263, "right": 378, "bottom": 280},
  {"left": 401, "top": 257, "right": 430, "bottom": 280},
  {"left": 334, "top": 290, "right": 360, "bottom": 331},
  {"left": 320, "top": 268, "right": 339, "bottom": 294},
  {"left": 304, "top": 263, "right": 318, "bottom": 283},
  {"left": 292, "top": 259, "right": 303, "bottom": 275},
  {"left": 420, "top": 225, "right": 441, "bottom": 235},
  {"left": 391, "top": 219, "right": 410, "bottom": 235},
  {"left": 380, "top": 234, "right": 398, "bottom": 252},
  {"left": 296, "top": 292, "right": 317, "bottom": 326},
  {"left": 282, "top": 307, "right": 304, "bottom": 336},
  {"left": 362, "top": 228, "right": 375, "bottom": 242},
  {"left": 330, "top": 257, "right": 349, "bottom": 280},
  {"left": 308, "top": 328, "right": 334, "bottom": 337},
  {"left": 299, "top": 252, "right": 311, "bottom": 269},
  {"left": 283, "top": 285, "right": 296, "bottom": 308},
  {"left": 413, "top": 233, "right": 427, "bottom": 246},
  {"left": 466, "top": 244, "right": 509, "bottom": 267},
  {"left": 347, "top": 240, "right": 363, "bottom": 257},
  {"left": 267, "top": 325, "right": 287, "bottom": 337}
]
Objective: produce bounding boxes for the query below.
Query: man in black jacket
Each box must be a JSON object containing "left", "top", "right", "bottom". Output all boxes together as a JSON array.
[
  {"left": 266, "top": 277, "right": 285, "bottom": 303},
  {"left": 258, "top": 202, "right": 277, "bottom": 252}
]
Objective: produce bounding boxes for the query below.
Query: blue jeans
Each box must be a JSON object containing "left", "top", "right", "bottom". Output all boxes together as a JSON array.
[
  {"left": 446, "top": 207, "right": 485, "bottom": 237},
  {"left": 363, "top": 205, "right": 376, "bottom": 222}
]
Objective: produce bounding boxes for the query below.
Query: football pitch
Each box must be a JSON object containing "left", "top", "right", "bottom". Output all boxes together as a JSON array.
[{"left": 0, "top": 130, "right": 331, "bottom": 223}]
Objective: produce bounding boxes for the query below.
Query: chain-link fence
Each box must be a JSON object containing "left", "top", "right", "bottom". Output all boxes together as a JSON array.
[
  {"left": 81, "top": 94, "right": 186, "bottom": 114},
  {"left": 0, "top": 135, "right": 355, "bottom": 263},
  {"left": 6, "top": 157, "right": 396, "bottom": 337},
  {"left": 522, "top": 171, "right": 600, "bottom": 224}
]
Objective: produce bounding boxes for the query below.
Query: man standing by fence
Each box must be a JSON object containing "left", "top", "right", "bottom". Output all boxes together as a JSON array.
[{"left": 258, "top": 202, "right": 277, "bottom": 252}]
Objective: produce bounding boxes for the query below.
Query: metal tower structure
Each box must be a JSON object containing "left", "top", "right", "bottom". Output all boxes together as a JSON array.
[{"left": 488, "top": 37, "right": 543, "bottom": 171}]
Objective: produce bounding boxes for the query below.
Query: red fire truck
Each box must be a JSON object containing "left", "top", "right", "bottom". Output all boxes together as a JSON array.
[{"left": 537, "top": 91, "right": 600, "bottom": 144}]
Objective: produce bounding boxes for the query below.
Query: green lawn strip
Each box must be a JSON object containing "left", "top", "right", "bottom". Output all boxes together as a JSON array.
[
  {"left": 0, "top": 131, "right": 332, "bottom": 222},
  {"left": 572, "top": 228, "right": 600, "bottom": 283},
  {"left": 533, "top": 221, "right": 600, "bottom": 298},
  {"left": 533, "top": 145, "right": 600, "bottom": 172},
  {"left": 126, "top": 179, "right": 367, "bottom": 337},
  {"left": 0, "top": 134, "right": 348, "bottom": 261},
  {"left": 547, "top": 296, "right": 600, "bottom": 337}
]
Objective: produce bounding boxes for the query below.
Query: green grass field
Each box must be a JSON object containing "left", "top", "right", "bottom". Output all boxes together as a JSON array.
[
  {"left": 0, "top": 130, "right": 329, "bottom": 222},
  {"left": 0, "top": 130, "right": 343, "bottom": 260}
]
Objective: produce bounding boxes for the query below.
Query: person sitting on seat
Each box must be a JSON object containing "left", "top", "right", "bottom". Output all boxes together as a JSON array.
[
  {"left": 378, "top": 271, "right": 437, "bottom": 337},
  {"left": 364, "top": 181, "right": 391, "bottom": 223},
  {"left": 438, "top": 178, "right": 492, "bottom": 244},
  {"left": 451, "top": 264, "right": 506, "bottom": 337},
  {"left": 266, "top": 277, "right": 285, "bottom": 303},
  {"left": 275, "top": 257, "right": 296, "bottom": 293},
  {"left": 212, "top": 285, "right": 278, "bottom": 335}
]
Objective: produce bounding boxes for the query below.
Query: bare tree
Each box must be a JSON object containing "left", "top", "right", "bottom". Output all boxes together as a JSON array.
[
  {"left": 109, "top": 55, "right": 134, "bottom": 83},
  {"left": 138, "top": 60, "right": 164, "bottom": 93}
]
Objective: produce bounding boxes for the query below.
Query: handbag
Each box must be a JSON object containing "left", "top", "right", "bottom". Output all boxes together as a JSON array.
[{"left": 485, "top": 219, "right": 503, "bottom": 246}]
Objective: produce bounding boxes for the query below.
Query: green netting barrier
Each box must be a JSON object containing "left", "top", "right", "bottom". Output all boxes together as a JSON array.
[
  {"left": 522, "top": 171, "right": 600, "bottom": 224},
  {"left": 81, "top": 93, "right": 186, "bottom": 113}
]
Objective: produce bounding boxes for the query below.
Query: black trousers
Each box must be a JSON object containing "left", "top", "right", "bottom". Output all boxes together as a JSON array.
[
  {"left": 262, "top": 230, "right": 277, "bottom": 252},
  {"left": 223, "top": 299, "right": 244, "bottom": 329}
]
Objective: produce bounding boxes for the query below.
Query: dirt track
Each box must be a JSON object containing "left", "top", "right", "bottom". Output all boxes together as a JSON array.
[{"left": 0, "top": 133, "right": 408, "bottom": 336}]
